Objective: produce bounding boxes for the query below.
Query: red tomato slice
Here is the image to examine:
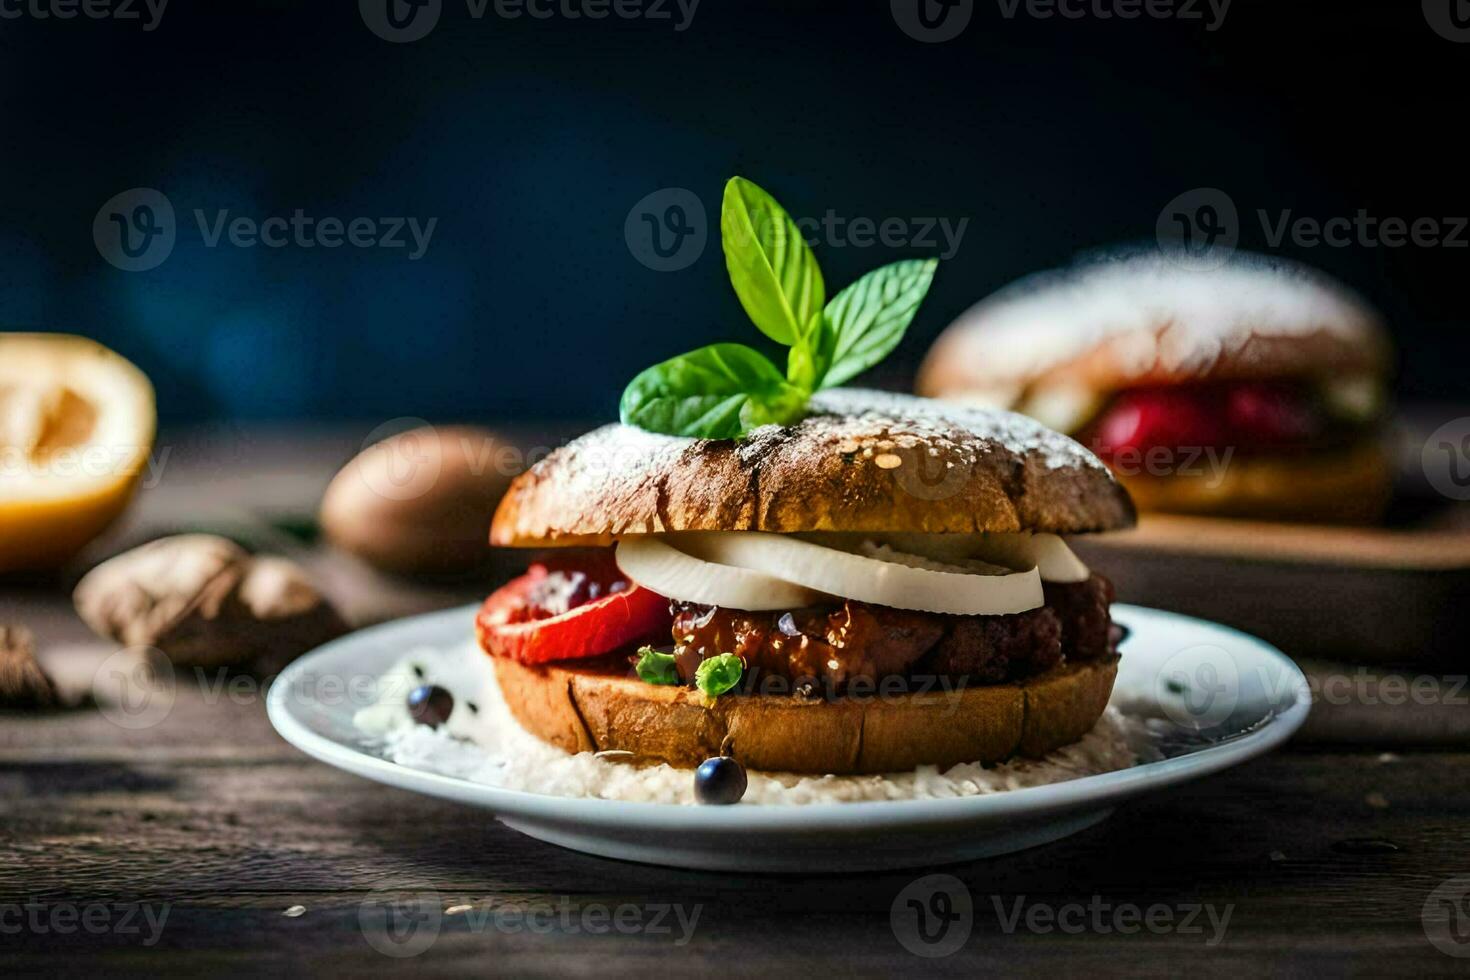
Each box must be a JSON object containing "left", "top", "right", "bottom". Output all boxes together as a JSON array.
[{"left": 475, "top": 561, "right": 672, "bottom": 664}]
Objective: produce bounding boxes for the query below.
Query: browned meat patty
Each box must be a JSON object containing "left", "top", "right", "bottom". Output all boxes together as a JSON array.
[
  {"left": 669, "top": 573, "right": 1115, "bottom": 691},
  {"left": 915, "top": 606, "right": 1062, "bottom": 684},
  {"left": 671, "top": 602, "right": 945, "bottom": 690},
  {"left": 1044, "top": 574, "right": 1116, "bottom": 660}
]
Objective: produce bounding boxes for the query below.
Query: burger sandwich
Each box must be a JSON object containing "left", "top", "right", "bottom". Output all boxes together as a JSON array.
[
  {"left": 917, "top": 251, "right": 1393, "bottom": 524},
  {"left": 477, "top": 389, "right": 1134, "bottom": 778},
  {"left": 473, "top": 179, "right": 1136, "bottom": 789}
]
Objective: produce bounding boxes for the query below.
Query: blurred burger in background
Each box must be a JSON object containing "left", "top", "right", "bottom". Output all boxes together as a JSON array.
[{"left": 918, "top": 252, "right": 1393, "bottom": 524}]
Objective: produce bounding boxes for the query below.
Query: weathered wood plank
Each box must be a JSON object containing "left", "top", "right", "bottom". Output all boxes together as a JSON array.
[{"left": 2, "top": 741, "right": 1467, "bottom": 975}]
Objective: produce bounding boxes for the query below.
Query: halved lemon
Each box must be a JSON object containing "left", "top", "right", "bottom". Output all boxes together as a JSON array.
[{"left": 0, "top": 334, "right": 156, "bottom": 573}]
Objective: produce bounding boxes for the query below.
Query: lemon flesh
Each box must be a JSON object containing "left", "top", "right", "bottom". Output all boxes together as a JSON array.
[{"left": 0, "top": 334, "right": 156, "bottom": 572}]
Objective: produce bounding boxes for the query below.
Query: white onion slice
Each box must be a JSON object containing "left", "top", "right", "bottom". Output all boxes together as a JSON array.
[
  {"left": 675, "top": 532, "right": 1043, "bottom": 616},
  {"left": 807, "top": 531, "right": 1091, "bottom": 583},
  {"left": 968, "top": 533, "right": 1091, "bottom": 583},
  {"left": 615, "top": 536, "right": 826, "bottom": 611}
]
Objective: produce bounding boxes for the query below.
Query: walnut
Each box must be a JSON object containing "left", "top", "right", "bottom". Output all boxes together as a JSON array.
[
  {"left": 0, "top": 625, "right": 59, "bottom": 710},
  {"left": 73, "top": 535, "right": 348, "bottom": 671}
]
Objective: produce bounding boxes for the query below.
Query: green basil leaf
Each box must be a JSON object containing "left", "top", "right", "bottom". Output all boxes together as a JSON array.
[
  {"left": 620, "top": 343, "right": 806, "bottom": 439},
  {"left": 739, "top": 384, "right": 809, "bottom": 430},
  {"left": 786, "top": 311, "right": 835, "bottom": 393},
  {"left": 635, "top": 647, "right": 680, "bottom": 686},
  {"left": 721, "top": 177, "right": 825, "bottom": 347},
  {"left": 820, "top": 258, "right": 939, "bottom": 388},
  {"left": 694, "top": 652, "right": 744, "bottom": 697}
]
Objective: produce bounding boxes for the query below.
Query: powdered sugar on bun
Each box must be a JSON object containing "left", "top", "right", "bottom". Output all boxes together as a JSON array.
[
  {"left": 918, "top": 251, "right": 1389, "bottom": 402},
  {"left": 805, "top": 388, "right": 1107, "bottom": 472},
  {"left": 490, "top": 388, "right": 1132, "bottom": 547}
]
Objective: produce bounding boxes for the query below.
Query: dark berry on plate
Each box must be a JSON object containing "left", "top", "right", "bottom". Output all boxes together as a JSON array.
[
  {"left": 694, "top": 756, "right": 747, "bottom": 805},
  {"left": 407, "top": 685, "right": 453, "bottom": 729}
]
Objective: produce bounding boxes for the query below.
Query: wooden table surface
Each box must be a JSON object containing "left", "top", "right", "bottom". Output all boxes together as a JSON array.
[{"left": 3, "top": 425, "right": 1470, "bottom": 976}]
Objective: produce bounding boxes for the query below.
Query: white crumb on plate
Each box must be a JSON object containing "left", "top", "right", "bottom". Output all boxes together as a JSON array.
[{"left": 355, "top": 642, "right": 1151, "bottom": 806}]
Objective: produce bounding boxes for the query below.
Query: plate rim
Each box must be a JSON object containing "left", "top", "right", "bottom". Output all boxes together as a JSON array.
[{"left": 267, "top": 602, "right": 1310, "bottom": 832}]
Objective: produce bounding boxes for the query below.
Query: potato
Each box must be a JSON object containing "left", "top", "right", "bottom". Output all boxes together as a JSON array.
[{"left": 320, "top": 425, "right": 519, "bottom": 576}]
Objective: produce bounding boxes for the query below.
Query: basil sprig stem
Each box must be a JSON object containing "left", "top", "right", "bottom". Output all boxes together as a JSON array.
[{"left": 620, "top": 177, "right": 940, "bottom": 439}]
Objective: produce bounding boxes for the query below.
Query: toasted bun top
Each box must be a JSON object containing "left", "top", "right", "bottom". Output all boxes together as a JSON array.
[
  {"left": 490, "top": 389, "right": 1134, "bottom": 547},
  {"left": 917, "top": 251, "right": 1390, "bottom": 404}
]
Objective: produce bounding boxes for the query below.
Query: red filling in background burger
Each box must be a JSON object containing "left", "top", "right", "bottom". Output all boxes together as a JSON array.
[{"left": 918, "top": 252, "right": 1392, "bottom": 524}]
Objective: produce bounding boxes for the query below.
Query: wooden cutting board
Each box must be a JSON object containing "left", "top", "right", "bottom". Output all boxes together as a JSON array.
[{"left": 1073, "top": 506, "right": 1470, "bottom": 666}]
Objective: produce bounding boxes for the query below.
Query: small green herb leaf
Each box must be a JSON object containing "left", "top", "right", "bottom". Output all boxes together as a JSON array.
[
  {"left": 786, "top": 311, "right": 836, "bottom": 393},
  {"left": 819, "top": 258, "right": 939, "bottom": 388},
  {"left": 621, "top": 179, "right": 942, "bottom": 440},
  {"left": 635, "top": 647, "right": 680, "bottom": 686},
  {"left": 694, "top": 653, "right": 743, "bottom": 697},
  {"left": 721, "top": 177, "right": 825, "bottom": 347},
  {"left": 620, "top": 343, "right": 806, "bottom": 439}
]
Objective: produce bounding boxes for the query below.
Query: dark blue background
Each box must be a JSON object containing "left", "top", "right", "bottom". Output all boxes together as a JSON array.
[{"left": 2, "top": 0, "right": 1465, "bottom": 424}]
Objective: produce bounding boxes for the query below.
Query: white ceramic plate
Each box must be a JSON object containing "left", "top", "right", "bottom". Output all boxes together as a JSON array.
[{"left": 267, "top": 603, "right": 1309, "bottom": 872}]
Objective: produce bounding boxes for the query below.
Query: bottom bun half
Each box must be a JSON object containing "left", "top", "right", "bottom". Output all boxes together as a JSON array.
[
  {"left": 1114, "top": 438, "right": 1392, "bottom": 525},
  {"left": 492, "top": 655, "right": 1119, "bottom": 775}
]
